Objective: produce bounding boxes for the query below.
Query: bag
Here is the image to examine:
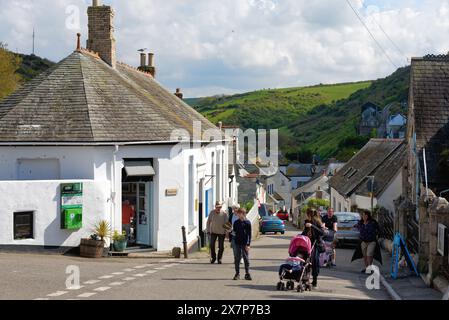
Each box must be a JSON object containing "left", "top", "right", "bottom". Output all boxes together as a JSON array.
[{"left": 317, "top": 240, "right": 326, "bottom": 254}]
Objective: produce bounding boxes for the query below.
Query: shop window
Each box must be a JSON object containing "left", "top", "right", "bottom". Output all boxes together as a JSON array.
[{"left": 14, "top": 212, "right": 34, "bottom": 240}]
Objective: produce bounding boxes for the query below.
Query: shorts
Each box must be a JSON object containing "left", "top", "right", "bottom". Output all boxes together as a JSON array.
[{"left": 361, "top": 241, "right": 376, "bottom": 257}]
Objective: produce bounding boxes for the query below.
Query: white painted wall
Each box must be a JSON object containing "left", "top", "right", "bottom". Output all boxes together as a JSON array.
[
  {"left": 0, "top": 142, "right": 230, "bottom": 252},
  {"left": 0, "top": 180, "right": 108, "bottom": 247},
  {"left": 265, "top": 171, "right": 292, "bottom": 211},
  {"left": 378, "top": 172, "right": 402, "bottom": 213}
]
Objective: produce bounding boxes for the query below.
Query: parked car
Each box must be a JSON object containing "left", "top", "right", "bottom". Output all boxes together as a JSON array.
[
  {"left": 260, "top": 216, "right": 286, "bottom": 235},
  {"left": 276, "top": 210, "right": 289, "bottom": 221},
  {"left": 334, "top": 212, "right": 361, "bottom": 247}
]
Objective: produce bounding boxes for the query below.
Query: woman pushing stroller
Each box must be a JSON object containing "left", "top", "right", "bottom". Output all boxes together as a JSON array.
[{"left": 303, "top": 208, "right": 326, "bottom": 288}]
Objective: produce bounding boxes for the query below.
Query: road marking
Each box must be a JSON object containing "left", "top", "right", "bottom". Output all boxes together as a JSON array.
[
  {"left": 99, "top": 275, "right": 114, "bottom": 279},
  {"left": 123, "top": 277, "right": 135, "bottom": 281},
  {"left": 154, "top": 267, "right": 166, "bottom": 270},
  {"left": 47, "top": 291, "right": 68, "bottom": 297},
  {"left": 84, "top": 280, "right": 101, "bottom": 285},
  {"left": 163, "top": 264, "right": 175, "bottom": 268},
  {"left": 112, "top": 272, "right": 125, "bottom": 275},
  {"left": 134, "top": 265, "right": 146, "bottom": 269},
  {"left": 77, "top": 292, "right": 97, "bottom": 298},
  {"left": 145, "top": 270, "right": 157, "bottom": 274},
  {"left": 109, "top": 282, "right": 125, "bottom": 286},
  {"left": 34, "top": 298, "right": 50, "bottom": 300},
  {"left": 94, "top": 287, "right": 111, "bottom": 292},
  {"left": 134, "top": 273, "right": 147, "bottom": 277},
  {"left": 123, "top": 268, "right": 135, "bottom": 272},
  {"left": 160, "top": 259, "right": 175, "bottom": 263}
]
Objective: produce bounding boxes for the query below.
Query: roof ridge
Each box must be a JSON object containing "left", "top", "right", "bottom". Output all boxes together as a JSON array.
[
  {"left": 117, "top": 61, "right": 154, "bottom": 78},
  {"left": 78, "top": 52, "right": 96, "bottom": 141}
]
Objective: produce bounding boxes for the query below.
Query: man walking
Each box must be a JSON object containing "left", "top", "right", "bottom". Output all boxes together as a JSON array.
[
  {"left": 232, "top": 208, "right": 252, "bottom": 281},
  {"left": 206, "top": 201, "right": 228, "bottom": 264}
]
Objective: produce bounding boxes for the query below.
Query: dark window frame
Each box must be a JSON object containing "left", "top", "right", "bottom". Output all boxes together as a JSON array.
[{"left": 13, "top": 211, "right": 34, "bottom": 240}]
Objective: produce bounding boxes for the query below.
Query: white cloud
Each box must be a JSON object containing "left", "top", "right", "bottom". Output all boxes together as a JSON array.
[{"left": 1, "top": 0, "right": 449, "bottom": 97}]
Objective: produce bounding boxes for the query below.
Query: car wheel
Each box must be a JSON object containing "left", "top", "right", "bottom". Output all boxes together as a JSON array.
[{"left": 281, "top": 231, "right": 285, "bottom": 235}]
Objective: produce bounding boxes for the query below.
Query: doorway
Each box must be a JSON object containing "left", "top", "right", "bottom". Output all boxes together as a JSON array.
[{"left": 122, "top": 182, "right": 153, "bottom": 248}]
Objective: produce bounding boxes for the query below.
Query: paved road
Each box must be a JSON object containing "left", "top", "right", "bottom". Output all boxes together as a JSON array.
[{"left": 0, "top": 223, "right": 390, "bottom": 300}]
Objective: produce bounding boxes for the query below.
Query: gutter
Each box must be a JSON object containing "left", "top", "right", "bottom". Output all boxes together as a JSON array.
[{"left": 0, "top": 139, "right": 232, "bottom": 147}]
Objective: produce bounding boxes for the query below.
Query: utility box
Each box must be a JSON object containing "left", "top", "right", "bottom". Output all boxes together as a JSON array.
[{"left": 61, "top": 183, "right": 83, "bottom": 230}]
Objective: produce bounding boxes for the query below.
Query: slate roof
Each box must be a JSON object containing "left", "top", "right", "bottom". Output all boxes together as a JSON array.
[
  {"left": 409, "top": 55, "right": 449, "bottom": 192},
  {"left": 329, "top": 139, "right": 406, "bottom": 198},
  {"left": 0, "top": 50, "right": 218, "bottom": 143}
]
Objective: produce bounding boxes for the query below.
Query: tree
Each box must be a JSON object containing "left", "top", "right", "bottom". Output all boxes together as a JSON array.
[{"left": 0, "top": 42, "right": 22, "bottom": 100}]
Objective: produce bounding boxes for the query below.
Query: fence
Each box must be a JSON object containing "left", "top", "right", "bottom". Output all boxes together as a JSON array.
[{"left": 378, "top": 207, "right": 394, "bottom": 241}]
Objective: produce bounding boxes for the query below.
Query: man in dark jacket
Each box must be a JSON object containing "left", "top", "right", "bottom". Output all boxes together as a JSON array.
[{"left": 232, "top": 208, "right": 252, "bottom": 281}]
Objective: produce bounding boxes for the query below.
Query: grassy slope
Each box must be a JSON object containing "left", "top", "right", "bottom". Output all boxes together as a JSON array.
[
  {"left": 187, "top": 81, "right": 371, "bottom": 129},
  {"left": 187, "top": 67, "right": 410, "bottom": 162}
]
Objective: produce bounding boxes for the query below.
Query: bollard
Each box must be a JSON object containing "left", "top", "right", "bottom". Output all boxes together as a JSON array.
[{"left": 182, "top": 226, "right": 188, "bottom": 259}]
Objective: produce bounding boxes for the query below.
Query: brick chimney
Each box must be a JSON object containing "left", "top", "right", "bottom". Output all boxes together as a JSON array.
[
  {"left": 87, "top": 0, "right": 116, "bottom": 68},
  {"left": 174, "top": 88, "right": 183, "bottom": 99},
  {"left": 147, "top": 53, "right": 156, "bottom": 78}
]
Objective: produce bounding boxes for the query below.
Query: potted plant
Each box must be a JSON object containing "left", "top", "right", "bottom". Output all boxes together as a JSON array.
[
  {"left": 112, "top": 230, "right": 128, "bottom": 252},
  {"left": 80, "top": 220, "right": 111, "bottom": 258}
]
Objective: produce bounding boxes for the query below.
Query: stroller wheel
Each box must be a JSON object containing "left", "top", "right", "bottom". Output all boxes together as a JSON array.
[
  {"left": 281, "top": 283, "right": 286, "bottom": 291},
  {"left": 287, "top": 282, "right": 294, "bottom": 290},
  {"left": 276, "top": 282, "right": 282, "bottom": 291},
  {"left": 297, "top": 285, "right": 303, "bottom": 293}
]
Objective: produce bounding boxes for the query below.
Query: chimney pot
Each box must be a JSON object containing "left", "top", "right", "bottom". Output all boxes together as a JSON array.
[
  {"left": 76, "top": 33, "right": 81, "bottom": 51},
  {"left": 148, "top": 53, "right": 154, "bottom": 67},
  {"left": 93, "top": 0, "right": 101, "bottom": 6},
  {"left": 140, "top": 53, "right": 146, "bottom": 68}
]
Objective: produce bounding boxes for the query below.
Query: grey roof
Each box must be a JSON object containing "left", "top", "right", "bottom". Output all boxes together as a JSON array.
[
  {"left": 409, "top": 55, "right": 449, "bottom": 192},
  {"left": 0, "top": 50, "right": 217, "bottom": 143},
  {"left": 286, "top": 163, "right": 325, "bottom": 177},
  {"left": 329, "top": 139, "right": 406, "bottom": 198}
]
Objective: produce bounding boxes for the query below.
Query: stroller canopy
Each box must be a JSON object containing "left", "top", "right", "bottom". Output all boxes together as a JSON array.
[{"left": 289, "top": 235, "right": 312, "bottom": 257}]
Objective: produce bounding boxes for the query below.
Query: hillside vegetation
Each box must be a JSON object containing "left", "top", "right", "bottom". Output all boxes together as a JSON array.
[
  {"left": 187, "top": 67, "right": 410, "bottom": 162},
  {"left": 0, "top": 44, "right": 54, "bottom": 100}
]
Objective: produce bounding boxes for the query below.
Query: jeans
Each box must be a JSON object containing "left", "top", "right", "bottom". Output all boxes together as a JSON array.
[
  {"left": 234, "top": 244, "right": 250, "bottom": 275},
  {"left": 311, "top": 246, "right": 320, "bottom": 279},
  {"left": 210, "top": 233, "right": 225, "bottom": 261}
]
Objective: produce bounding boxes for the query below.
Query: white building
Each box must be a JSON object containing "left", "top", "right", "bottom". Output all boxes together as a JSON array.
[
  {"left": 0, "top": 1, "right": 234, "bottom": 253},
  {"left": 265, "top": 170, "right": 292, "bottom": 212},
  {"left": 329, "top": 139, "right": 406, "bottom": 214}
]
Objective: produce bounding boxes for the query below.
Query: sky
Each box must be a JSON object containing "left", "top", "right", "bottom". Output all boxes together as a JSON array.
[{"left": 0, "top": 0, "right": 448, "bottom": 97}]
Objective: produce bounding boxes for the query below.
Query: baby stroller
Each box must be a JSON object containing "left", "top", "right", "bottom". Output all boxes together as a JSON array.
[{"left": 277, "top": 235, "right": 314, "bottom": 292}]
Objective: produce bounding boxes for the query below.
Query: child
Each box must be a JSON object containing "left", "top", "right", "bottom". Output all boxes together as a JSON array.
[{"left": 232, "top": 208, "right": 252, "bottom": 281}]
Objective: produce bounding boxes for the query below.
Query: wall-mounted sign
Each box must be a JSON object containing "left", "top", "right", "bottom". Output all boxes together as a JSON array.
[{"left": 166, "top": 189, "right": 178, "bottom": 197}]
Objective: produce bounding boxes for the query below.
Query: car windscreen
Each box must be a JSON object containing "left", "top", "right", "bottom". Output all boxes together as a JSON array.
[{"left": 336, "top": 213, "right": 360, "bottom": 223}]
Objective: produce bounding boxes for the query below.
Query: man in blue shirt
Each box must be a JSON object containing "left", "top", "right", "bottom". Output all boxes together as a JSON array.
[{"left": 232, "top": 208, "right": 252, "bottom": 281}]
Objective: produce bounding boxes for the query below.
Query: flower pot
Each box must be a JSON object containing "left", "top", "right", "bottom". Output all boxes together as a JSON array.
[
  {"left": 80, "top": 239, "right": 105, "bottom": 258},
  {"left": 113, "top": 240, "right": 127, "bottom": 252}
]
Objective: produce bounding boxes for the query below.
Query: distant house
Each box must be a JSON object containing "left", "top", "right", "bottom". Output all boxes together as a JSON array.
[
  {"left": 291, "top": 175, "right": 330, "bottom": 227},
  {"left": 329, "top": 139, "right": 406, "bottom": 214},
  {"left": 265, "top": 170, "right": 292, "bottom": 212},
  {"left": 386, "top": 114, "right": 407, "bottom": 139},
  {"left": 285, "top": 163, "right": 325, "bottom": 189},
  {"left": 359, "top": 102, "right": 382, "bottom": 136}
]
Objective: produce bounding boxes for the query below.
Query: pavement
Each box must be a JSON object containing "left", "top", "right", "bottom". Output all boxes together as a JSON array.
[{"left": 0, "top": 222, "right": 393, "bottom": 300}]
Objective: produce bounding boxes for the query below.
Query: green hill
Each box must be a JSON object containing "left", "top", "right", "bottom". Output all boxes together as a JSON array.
[{"left": 186, "top": 67, "right": 410, "bottom": 162}]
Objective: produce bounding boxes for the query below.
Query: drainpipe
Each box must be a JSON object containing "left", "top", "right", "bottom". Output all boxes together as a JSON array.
[{"left": 112, "top": 145, "right": 119, "bottom": 236}]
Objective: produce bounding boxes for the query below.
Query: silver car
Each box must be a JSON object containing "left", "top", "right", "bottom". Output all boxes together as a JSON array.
[{"left": 334, "top": 212, "right": 361, "bottom": 247}]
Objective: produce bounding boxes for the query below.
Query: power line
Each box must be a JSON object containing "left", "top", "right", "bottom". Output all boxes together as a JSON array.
[
  {"left": 361, "top": 2, "right": 408, "bottom": 65},
  {"left": 345, "top": 0, "right": 399, "bottom": 69}
]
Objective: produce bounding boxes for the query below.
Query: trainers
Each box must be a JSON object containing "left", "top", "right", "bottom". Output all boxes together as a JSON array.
[
  {"left": 233, "top": 274, "right": 240, "bottom": 280},
  {"left": 245, "top": 274, "right": 252, "bottom": 281},
  {"left": 361, "top": 269, "right": 366, "bottom": 273},
  {"left": 331, "top": 262, "right": 337, "bottom": 267},
  {"left": 218, "top": 260, "right": 222, "bottom": 264},
  {"left": 210, "top": 258, "right": 216, "bottom": 264}
]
